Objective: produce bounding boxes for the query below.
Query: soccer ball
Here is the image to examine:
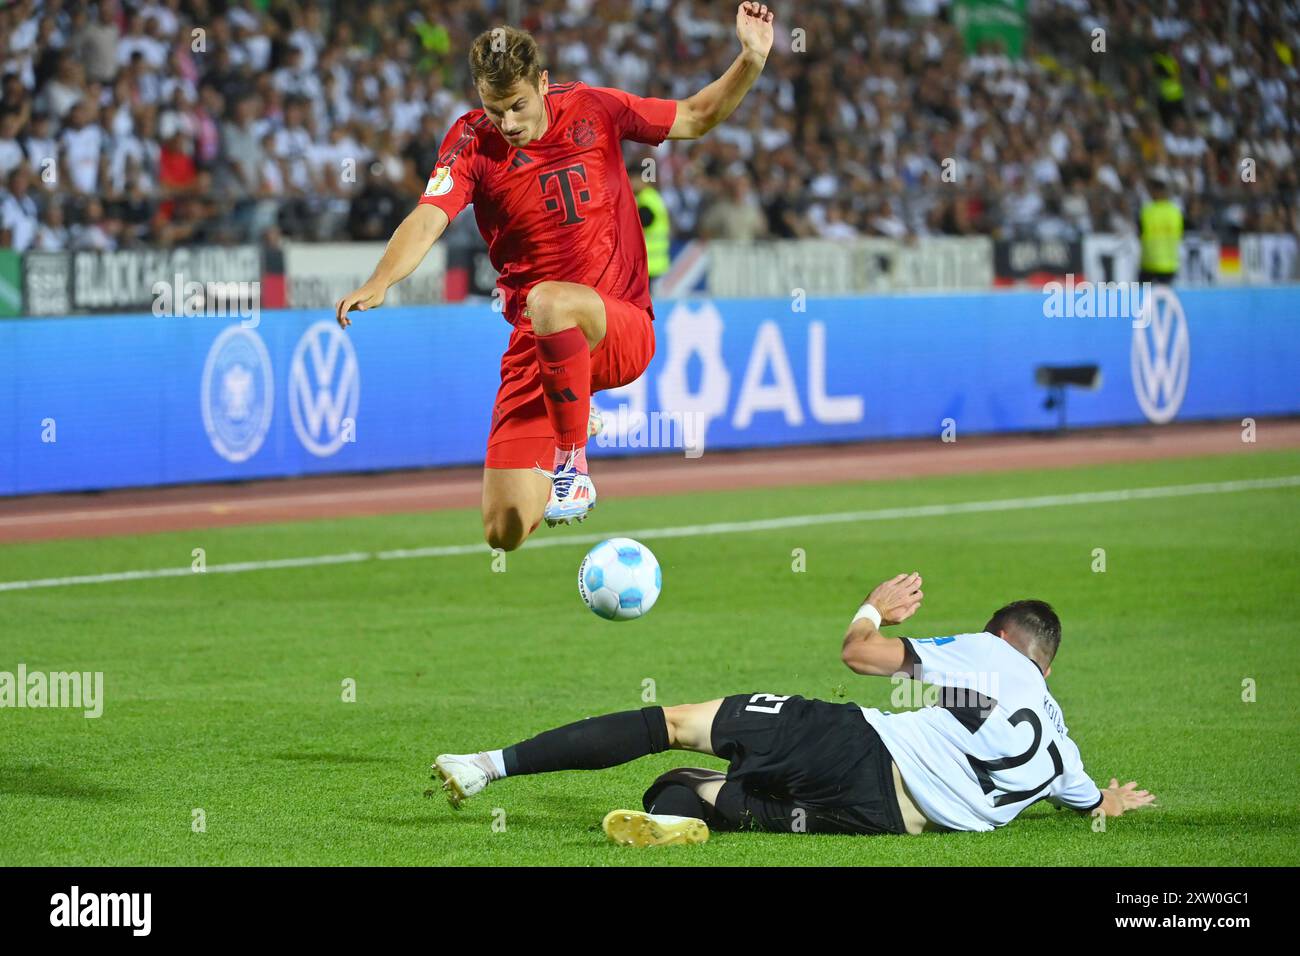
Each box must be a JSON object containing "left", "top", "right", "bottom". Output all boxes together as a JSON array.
[{"left": 578, "top": 537, "right": 662, "bottom": 621}]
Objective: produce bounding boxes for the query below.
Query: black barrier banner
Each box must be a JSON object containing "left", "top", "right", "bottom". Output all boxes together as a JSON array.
[
  {"left": 69, "top": 245, "right": 262, "bottom": 313},
  {"left": 994, "top": 237, "right": 1084, "bottom": 284}
]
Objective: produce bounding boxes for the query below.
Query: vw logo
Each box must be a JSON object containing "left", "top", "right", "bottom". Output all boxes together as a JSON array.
[
  {"left": 201, "top": 325, "right": 273, "bottom": 463},
  {"left": 1131, "top": 285, "right": 1189, "bottom": 424},
  {"left": 289, "top": 321, "right": 360, "bottom": 457}
]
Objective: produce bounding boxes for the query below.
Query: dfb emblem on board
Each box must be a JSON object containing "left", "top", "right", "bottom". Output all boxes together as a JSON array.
[{"left": 201, "top": 325, "right": 274, "bottom": 463}]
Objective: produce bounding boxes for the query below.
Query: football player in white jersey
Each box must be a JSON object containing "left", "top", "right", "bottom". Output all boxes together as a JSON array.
[{"left": 431, "top": 573, "right": 1156, "bottom": 846}]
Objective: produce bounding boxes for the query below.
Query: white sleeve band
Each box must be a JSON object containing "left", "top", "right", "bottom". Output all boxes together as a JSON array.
[{"left": 852, "top": 603, "right": 883, "bottom": 628}]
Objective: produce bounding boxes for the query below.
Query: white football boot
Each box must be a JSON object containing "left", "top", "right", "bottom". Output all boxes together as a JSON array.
[
  {"left": 430, "top": 754, "right": 491, "bottom": 810},
  {"left": 540, "top": 448, "right": 597, "bottom": 526},
  {"left": 601, "top": 810, "right": 710, "bottom": 847}
]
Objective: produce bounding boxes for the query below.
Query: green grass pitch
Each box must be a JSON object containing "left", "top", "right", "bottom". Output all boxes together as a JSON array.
[{"left": 1, "top": 450, "right": 1298, "bottom": 866}]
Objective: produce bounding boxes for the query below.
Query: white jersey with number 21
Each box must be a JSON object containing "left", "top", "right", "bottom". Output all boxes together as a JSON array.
[{"left": 861, "top": 632, "right": 1103, "bottom": 832}]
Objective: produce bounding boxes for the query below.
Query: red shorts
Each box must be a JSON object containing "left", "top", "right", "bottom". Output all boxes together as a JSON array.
[{"left": 485, "top": 292, "right": 655, "bottom": 469}]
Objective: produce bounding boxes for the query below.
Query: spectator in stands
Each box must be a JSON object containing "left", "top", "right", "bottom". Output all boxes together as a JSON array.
[
  {"left": 272, "top": 96, "right": 314, "bottom": 195},
  {"left": 817, "top": 200, "right": 861, "bottom": 241},
  {"left": 118, "top": 11, "right": 168, "bottom": 72},
  {"left": 111, "top": 172, "right": 156, "bottom": 246},
  {"left": 22, "top": 111, "right": 56, "bottom": 184},
  {"left": 401, "top": 112, "right": 443, "bottom": 197},
  {"left": 1, "top": 73, "right": 31, "bottom": 123},
  {"left": 1, "top": 164, "right": 39, "bottom": 251},
  {"left": 158, "top": 130, "right": 196, "bottom": 197},
  {"left": 37, "top": 53, "right": 85, "bottom": 120},
  {"left": 73, "top": 3, "right": 121, "bottom": 86},
  {"left": 71, "top": 196, "right": 118, "bottom": 251},
  {"left": 867, "top": 199, "right": 909, "bottom": 240},
  {"left": 699, "top": 173, "right": 768, "bottom": 242},
  {"left": 222, "top": 94, "right": 266, "bottom": 198},
  {"left": 33, "top": 198, "right": 69, "bottom": 251},
  {"left": 1035, "top": 193, "right": 1080, "bottom": 242},
  {"left": 0, "top": 111, "right": 25, "bottom": 176},
  {"left": 59, "top": 100, "right": 103, "bottom": 195},
  {"left": 191, "top": 85, "right": 225, "bottom": 170},
  {"left": 274, "top": 43, "right": 323, "bottom": 102}
]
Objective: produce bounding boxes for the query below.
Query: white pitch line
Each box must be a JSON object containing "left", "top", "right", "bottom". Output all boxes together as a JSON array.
[
  {"left": 2, "top": 475, "right": 1297, "bottom": 593},
  {"left": 0, "top": 485, "right": 454, "bottom": 526}
]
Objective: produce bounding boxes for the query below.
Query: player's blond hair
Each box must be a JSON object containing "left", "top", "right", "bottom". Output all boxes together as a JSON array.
[{"left": 469, "top": 26, "right": 544, "bottom": 95}]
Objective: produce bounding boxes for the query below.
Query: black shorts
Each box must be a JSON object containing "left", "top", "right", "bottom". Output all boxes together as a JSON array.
[{"left": 708, "top": 693, "right": 907, "bottom": 836}]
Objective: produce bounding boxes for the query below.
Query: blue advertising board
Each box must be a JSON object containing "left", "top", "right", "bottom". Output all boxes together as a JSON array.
[{"left": 2, "top": 286, "right": 1297, "bottom": 495}]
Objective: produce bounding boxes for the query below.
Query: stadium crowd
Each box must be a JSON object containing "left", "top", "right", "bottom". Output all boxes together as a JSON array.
[{"left": 0, "top": 0, "right": 1296, "bottom": 255}]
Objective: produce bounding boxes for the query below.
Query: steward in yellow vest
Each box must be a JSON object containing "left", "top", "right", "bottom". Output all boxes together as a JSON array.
[
  {"left": 634, "top": 181, "right": 671, "bottom": 279},
  {"left": 1140, "top": 178, "right": 1183, "bottom": 283}
]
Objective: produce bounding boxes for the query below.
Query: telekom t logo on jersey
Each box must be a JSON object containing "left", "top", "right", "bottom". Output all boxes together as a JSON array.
[{"left": 538, "top": 163, "right": 590, "bottom": 226}]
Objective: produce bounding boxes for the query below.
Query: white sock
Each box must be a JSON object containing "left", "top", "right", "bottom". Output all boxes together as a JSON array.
[{"left": 479, "top": 749, "right": 507, "bottom": 780}]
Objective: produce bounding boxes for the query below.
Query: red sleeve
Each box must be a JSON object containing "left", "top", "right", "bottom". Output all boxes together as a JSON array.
[
  {"left": 417, "top": 115, "right": 482, "bottom": 221},
  {"left": 588, "top": 87, "right": 678, "bottom": 146}
]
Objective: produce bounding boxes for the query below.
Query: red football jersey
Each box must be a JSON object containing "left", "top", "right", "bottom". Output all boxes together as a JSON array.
[{"left": 418, "top": 82, "right": 677, "bottom": 327}]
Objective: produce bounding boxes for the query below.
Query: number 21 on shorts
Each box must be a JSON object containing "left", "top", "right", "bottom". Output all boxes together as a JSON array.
[{"left": 745, "top": 693, "right": 791, "bottom": 714}]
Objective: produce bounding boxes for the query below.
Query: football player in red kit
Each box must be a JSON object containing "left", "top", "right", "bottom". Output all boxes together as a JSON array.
[{"left": 335, "top": 3, "right": 775, "bottom": 550}]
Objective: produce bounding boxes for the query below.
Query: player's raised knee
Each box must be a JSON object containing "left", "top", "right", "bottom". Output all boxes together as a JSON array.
[
  {"left": 484, "top": 526, "right": 524, "bottom": 552},
  {"left": 525, "top": 281, "right": 575, "bottom": 334},
  {"left": 483, "top": 511, "right": 530, "bottom": 552}
]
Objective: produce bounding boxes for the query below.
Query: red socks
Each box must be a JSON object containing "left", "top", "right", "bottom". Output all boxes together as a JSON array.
[
  {"left": 553, "top": 444, "right": 588, "bottom": 472},
  {"left": 535, "top": 326, "right": 591, "bottom": 454}
]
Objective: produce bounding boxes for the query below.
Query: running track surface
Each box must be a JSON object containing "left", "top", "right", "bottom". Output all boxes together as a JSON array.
[{"left": 2, "top": 420, "right": 1297, "bottom": 543}]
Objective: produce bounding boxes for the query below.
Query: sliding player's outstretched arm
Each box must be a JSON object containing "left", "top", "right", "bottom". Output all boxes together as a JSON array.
[
  {"left": 668, "top": 2, "right": 775, "bottom": 140},
  {"left": 840, "top": 573, "right": 925, "bottom": 677},
  {"left": 334, "top": 203, "right": 450, "bottom": 328}
]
